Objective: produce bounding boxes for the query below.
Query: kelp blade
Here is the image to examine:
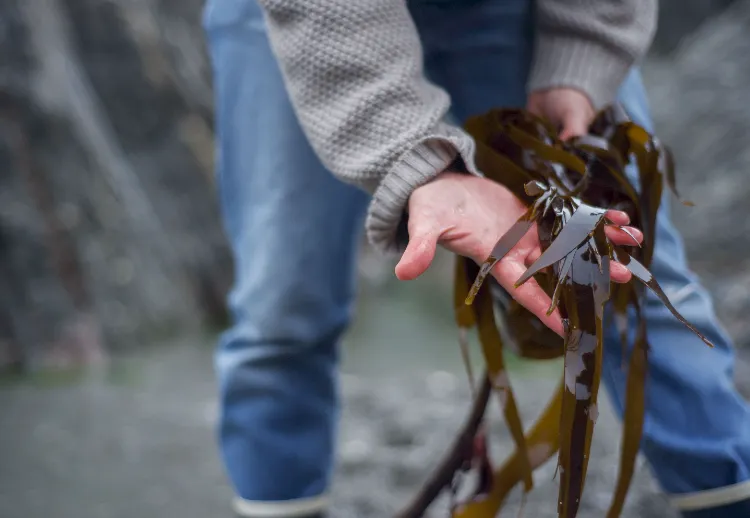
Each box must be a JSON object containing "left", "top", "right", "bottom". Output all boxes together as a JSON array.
[
  {"left": 403, "top": 104, "right": 714, "bottom": 518},
  {"left": 453, "top": 381, "right": 564, "bottom": 518},
  {"left": 557, "top": 225, "right": 610, "bottom": 518},
  {"left": 607, "top": 306, "right": 648, "bottom": 518},
  {"left": 514, "top": 203, "right": 607, "bottom": 288},
  {"left": 468, "top": 259, "right": 535, "bottom": 494},
  {"left": 614, "top": 248, "right": 714, "bottom": 348},
  {"left": 465, "top": 209, "right": 536, "bottom": 305}
]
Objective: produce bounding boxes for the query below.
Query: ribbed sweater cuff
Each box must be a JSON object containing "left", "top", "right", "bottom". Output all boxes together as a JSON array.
[
  {"left": 365, "top": 122, "right": 479, "bottom": 255},
  {"left": 529, "top": 33, "right": 632, "bottom": 109}
]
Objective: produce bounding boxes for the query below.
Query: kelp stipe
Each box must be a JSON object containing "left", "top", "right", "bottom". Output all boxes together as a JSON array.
[{"left": 396, "top": 105, "right": 713, "bottom": 518}]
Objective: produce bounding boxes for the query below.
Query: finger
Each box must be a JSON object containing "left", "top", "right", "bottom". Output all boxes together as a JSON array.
[
  {"left": 559, "top": 110, "right": 590, "bottom": 141},
  {"left": 526, "top": 102, "right": 543, "bottom": 118},
  {"left": 605, "top": 225, "right": 643, "bottom": 247},
  {"left": 611, "top": 261, "right": 632, "bottom": 283},
  {"left": 525, "top": 247, "right": 541, "bottom": 267},
  {"left": 604, "top": 209, "right": 630, "bottom": 226},
  {"left": 526, "top": 94, "right": 543, "bottom": 116},
  {"left": 395, "top": 223, "right": 441, "bottom": 281},
  {"left": 493, "top": 258, "right": 565, "bottom": 337}
]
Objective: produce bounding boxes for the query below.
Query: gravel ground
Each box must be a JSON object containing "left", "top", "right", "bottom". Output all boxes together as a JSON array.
[
  {"left": 4, "top": 339, "right": 749, "bottom": 518},
  {"left": 0, "top": 343, "right": 683, "bottom": 518}
]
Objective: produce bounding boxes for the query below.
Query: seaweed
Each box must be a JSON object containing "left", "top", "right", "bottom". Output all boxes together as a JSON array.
[{"left": 397, "top": 105, "right": 713, "bottom": 518}]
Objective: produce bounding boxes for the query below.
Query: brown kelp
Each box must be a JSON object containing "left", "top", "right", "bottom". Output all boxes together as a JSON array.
[{"left": 397, "top": 105, "right": 713, "bottom": 518}]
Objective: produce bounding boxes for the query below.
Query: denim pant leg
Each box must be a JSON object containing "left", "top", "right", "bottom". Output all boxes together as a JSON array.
[
  {"left": 602, "top": 72, "right": 750, "bottom": 515},
  {"left": 203, "top": 1, "right": 369, "bottom": 515}
]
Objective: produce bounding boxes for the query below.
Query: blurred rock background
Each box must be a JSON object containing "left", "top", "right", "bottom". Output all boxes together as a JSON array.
[{"left": 1, "top": 1, "right": 749, "bottom": 517}]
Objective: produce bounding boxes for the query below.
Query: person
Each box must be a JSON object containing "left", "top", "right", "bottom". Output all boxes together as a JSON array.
[{"left": 201, "top": 0, "right": 750, "bottom": 516}]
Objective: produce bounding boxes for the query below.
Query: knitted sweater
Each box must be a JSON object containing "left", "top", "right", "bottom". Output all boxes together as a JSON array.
[{"left": 256, "top": 0, "right": 658, "bottom": 253}]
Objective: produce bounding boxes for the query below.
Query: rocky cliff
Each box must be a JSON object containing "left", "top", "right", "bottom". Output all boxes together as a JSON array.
[{"left": 1, "top": 0, "right": 745, "bottom": 371}]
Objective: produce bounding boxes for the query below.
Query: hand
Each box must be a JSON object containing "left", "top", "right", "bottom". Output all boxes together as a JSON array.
[
  {"left": 395, "top": 172, "right": 642, "bottom": 336},
  {"left": 527, "top": 87, "right": 595, "bottom": 141}
]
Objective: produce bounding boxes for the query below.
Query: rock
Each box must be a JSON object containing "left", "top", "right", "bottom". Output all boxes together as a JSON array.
[
  {"left": 0, "top": 0, "right": 231, "bottom": 370},
  {"left": 651, "top": 0, "right": 738, "bottom": 55},
  {"left": 4, "top": 0, "right": 747, "bottom": 373}
]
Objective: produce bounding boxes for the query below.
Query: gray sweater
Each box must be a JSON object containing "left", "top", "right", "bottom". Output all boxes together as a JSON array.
[{"left": 256, "top": 0, "right": 658, "bottom": 253}]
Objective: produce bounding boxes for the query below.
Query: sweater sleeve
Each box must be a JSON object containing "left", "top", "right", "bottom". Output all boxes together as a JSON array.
[
  {"left": 256, "top": 0, "right": 479, "bottom": 254},
  {"left": 256, "top": 0, "right": 658, "bottom": 254},
  {"left": 529, "top": 0, "right": 658, "bottom": 108}
]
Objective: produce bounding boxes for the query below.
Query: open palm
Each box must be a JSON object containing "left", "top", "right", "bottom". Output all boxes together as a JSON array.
[{"left": 395, "top": 172, "right": 642, "bottom": 336}]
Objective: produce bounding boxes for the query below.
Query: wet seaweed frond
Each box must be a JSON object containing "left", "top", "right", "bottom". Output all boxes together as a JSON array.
[{"left": 398, "top": 105, "right": 713, "bottom": 518}]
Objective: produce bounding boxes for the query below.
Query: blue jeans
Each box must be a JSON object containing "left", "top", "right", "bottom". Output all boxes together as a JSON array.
[{"left": 203, "top": 0, "right": 750, "bottom": 516}]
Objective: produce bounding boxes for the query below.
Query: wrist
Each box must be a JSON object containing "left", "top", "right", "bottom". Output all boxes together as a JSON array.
[{"left": 365, "top": 123, "right": 481, "bottom": 254}]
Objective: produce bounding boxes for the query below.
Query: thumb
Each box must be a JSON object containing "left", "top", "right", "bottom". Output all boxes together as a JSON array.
[
  {"left": 558, "top": 109, "right": 591, "bottom": 141},
  {"left": 395, "top": 221, "right": 441, "bottom": 281}
]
